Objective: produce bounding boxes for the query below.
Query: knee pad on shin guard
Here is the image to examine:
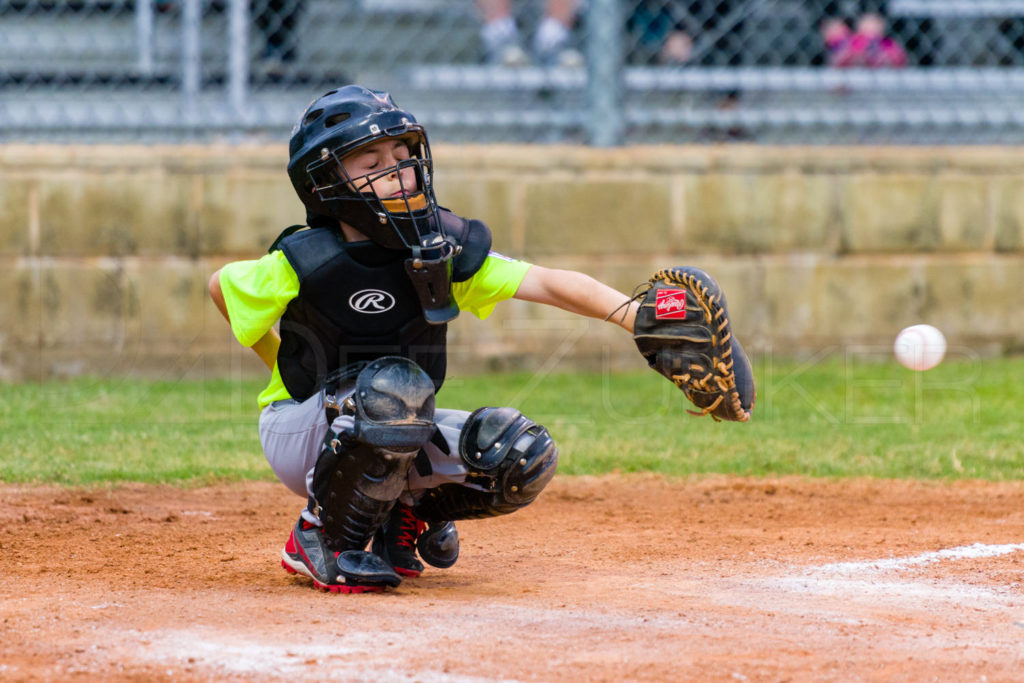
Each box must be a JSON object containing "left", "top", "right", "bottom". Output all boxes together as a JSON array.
[
  {"left": 310, "top": 357, "right": 436, "bottom": 551},
  {"left": 414, "top": 407, "right": 558, "bottom": 522}
]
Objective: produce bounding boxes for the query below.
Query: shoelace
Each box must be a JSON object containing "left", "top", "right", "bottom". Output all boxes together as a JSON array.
[{"left": 395, "top": 504, "right": 426, "bottom": 549}]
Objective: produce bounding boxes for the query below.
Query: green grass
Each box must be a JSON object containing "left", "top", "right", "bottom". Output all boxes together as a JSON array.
[{"left": 2, "top": 356, "right": 1023, "bottom": 485}]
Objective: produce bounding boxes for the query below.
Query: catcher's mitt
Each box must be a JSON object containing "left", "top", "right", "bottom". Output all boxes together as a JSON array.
[{"left": 631, "top": 266, "right": 755, "bottom": 422}]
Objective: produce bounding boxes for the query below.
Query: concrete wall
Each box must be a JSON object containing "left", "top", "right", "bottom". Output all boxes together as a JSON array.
[{"left": 1, "top": 144, "right": 1022, "bottom": 381}]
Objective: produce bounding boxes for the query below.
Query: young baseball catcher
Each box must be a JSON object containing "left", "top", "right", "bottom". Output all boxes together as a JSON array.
[{"left": 208, "top": 85, "right": 754, "bottom": 594}]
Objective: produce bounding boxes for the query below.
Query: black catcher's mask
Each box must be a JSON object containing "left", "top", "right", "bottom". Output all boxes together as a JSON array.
[
  {"left": 288, "top": 85, "right": 458, "bottom": 323},
  {"left": 288, "top": 85, "right": 444, "bottom": 252}
]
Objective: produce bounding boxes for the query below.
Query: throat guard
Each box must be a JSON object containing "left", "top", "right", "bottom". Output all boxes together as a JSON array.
[
  {"left": 402, "top": 211, "right": 490, "bottom": 325},
  {"left": 405, "top": 242, "right": 458, "bottom": 324}
]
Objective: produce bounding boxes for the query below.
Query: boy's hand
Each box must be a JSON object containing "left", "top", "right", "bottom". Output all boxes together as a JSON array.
[{"left": 632, "top": 267, "right": 755, "bottom": 422}]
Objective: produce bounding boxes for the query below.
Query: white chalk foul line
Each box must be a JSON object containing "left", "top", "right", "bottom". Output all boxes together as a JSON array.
[{"left": 815, "top": 542, "right": 1024, "bottom": 575}]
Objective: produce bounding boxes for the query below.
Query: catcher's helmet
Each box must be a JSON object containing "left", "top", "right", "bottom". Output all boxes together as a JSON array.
[{"left": 287, "top": 85, "right": 440, "bottom": 250}]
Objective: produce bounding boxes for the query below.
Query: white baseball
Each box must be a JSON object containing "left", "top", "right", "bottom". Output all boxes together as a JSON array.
[{"left": 894, "top": 324, "right": 946, "bottom": 371}]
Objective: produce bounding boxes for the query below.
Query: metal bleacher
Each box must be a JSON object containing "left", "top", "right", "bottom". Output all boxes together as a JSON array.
[
  {"left": 403, "top": 64, "right": 1024, "bottom": 143},
  {"left": 0, "top": 0, "right": 485, "bottom": 141},
  {"left": 3, "top": 0, "right": 1024, "bottom": 144}
]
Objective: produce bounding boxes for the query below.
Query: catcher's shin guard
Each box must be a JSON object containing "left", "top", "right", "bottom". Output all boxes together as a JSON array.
[
  {"left": 310, "top": 357, "right": 436, "bottom": 553},
  {"left": 413, "top": 407, "right": 558, "bottom": 522}
]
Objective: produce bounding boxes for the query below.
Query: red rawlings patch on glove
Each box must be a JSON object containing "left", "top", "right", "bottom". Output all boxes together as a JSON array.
[{"left": 655, "top": 288, "right": 687, "bottom": 319}]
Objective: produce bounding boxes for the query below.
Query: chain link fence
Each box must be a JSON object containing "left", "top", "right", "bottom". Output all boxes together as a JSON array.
[{"left": 3, "top": 0, "right": 1024, "bottom": 144}]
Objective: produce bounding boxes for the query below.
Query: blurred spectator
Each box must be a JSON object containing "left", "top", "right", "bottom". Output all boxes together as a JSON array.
[
  {"left": 821, "top": 17, "right": 852, "bottom": 61},
  {"left": 660, "top": 30, "right": 694, "bottom": 65},
  {"left": 824, "top": 13, "right": 907, "bottom": 68},
  {"left": 476, "top": 0, "right": 582, "bottom": 67},
  {"left": 627, "top": 2, "right": 693, "bottom": 65},
  {"left": 155, "top": 0, "right": 305, "bottom": 75},
  {"left": 627, "top": 1, "right": 744, "bottom": 67},
  {"left": 254, "top": 0, "right": 303, "bottom": 66}
]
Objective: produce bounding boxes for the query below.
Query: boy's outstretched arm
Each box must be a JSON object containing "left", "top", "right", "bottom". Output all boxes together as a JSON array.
[
  {"left": 513, "top": 265, "right": 638, "bottom": 333},
  {"left": 208, "top": 269, "right": 281, "bottom": 371}
]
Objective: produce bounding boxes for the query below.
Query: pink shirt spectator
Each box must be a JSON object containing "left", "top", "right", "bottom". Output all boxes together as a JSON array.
[{"left": 826, "top": 14, "right": 907, "bottom": 68}]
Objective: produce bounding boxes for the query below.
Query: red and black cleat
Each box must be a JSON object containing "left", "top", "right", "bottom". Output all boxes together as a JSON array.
[
  {"left": 282, "top": 518, "right": 401, "bottom": 593},
  {"left": 372, "top": 502, "right": 427, "bottom": 577}
]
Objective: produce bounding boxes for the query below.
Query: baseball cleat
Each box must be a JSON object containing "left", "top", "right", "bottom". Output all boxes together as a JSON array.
[
  {"left": 371, "top": 502, "right": 427, "bottom": 577},
  {"left": 282, "top": 518, "right": 401, "bottom": 593}
]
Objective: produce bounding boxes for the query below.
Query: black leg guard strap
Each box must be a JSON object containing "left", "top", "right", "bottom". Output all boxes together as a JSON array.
[{"left": 414, "top": 407, "right": 558, "bottom": 523}]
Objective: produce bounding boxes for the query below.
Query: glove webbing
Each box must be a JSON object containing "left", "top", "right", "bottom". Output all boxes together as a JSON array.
[{"left": 655, "top": 268, "right": 741, "bottom": 421}]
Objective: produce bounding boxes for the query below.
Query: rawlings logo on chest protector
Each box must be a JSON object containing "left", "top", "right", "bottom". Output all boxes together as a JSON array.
[
  {"left": 349, "top": 289, "right": 397, "bottom": 314},
  {"left": 655, "top": 288, "right": 688, "bottom": 319}
]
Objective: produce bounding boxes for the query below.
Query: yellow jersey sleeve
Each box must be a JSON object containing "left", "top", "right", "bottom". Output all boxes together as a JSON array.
[
  {"left": 452, "top": 252, "right": 532, "bottom": 319},
  {"left": 218, "top": 250, "right": 300, "bottom": 348}
]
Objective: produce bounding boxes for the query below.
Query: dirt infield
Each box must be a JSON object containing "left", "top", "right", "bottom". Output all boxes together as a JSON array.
[{"left": 2, "top": 475, "right": 1023, "bottom": 682}]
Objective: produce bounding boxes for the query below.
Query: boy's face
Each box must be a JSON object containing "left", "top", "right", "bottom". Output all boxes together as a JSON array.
[{"left": 340, "top": 136, "right": 419, "bottom": 199}]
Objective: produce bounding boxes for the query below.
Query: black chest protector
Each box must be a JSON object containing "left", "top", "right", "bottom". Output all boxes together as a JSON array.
[{"left": 273, "top": 209, "right": 491, "bottom": 400}]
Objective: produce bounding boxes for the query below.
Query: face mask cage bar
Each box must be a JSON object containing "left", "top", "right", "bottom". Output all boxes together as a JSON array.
[
  {"left": 305, "top": 138, "right": 441, "bottom": 249},
  {"left": 309, "top": 156, "right": 430, "bottom": 202}
]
